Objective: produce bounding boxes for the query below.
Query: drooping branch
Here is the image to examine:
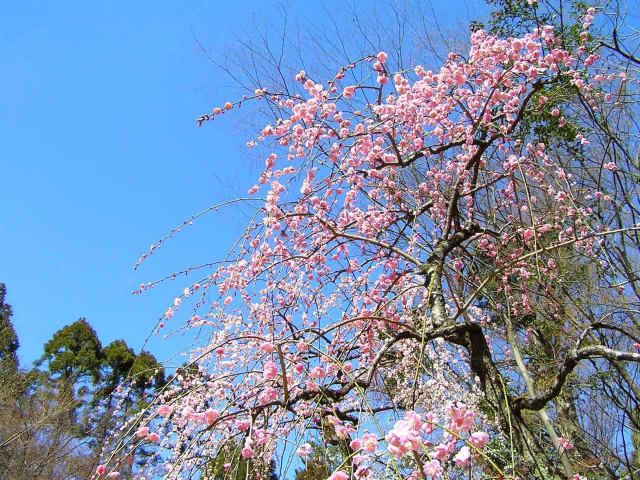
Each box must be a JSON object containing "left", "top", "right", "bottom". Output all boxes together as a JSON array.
[{"left": 513, "top": 345, "right": 640, "bottom": 412}]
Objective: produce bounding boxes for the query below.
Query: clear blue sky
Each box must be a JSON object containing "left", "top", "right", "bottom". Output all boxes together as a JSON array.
[{"left": 1, "top": 0, "right": 480, "bottom": 366}]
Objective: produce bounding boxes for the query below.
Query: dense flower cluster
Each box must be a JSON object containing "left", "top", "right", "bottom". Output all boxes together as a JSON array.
[{"left": 96, "top": 12, "right": 637, "bottom": 480}]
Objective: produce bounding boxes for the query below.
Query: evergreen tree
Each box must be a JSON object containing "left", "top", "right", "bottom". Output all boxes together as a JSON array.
[
  {"left": 129, "top": 349, "right": 165, "bottom": 396},
  {"left": 295, "top": 440, "right": 342, "bottom": 480},
  {"left": 101, "top": 339, "right": 136, "bottom": 395},
  {"left": 0, "top": 285, "right": 166, "bottom": 478},
  {"left": 39, "top": 318, "right": 103, "bottom": 384},
  {"left": 0, "top": 284, "right": 18, "bottom": 374},
  {"left": 203, "top": 441, "right": 279, "bottom": 480}
]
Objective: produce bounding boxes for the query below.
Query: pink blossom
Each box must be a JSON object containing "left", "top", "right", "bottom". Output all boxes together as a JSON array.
[
  {"left": 157, "top": 404, "right": 172, "bottom": 417},
  {"left": 297, "top": 442, "right": 312, "bottom": 457},
  {"left": 328, "top": 471, "right": 349, "bottom": 480},
  {"left": 470, "top": 431, "right": 490, "bottom": 448},
  {"left": 258, "top": 387, "right": 279, "bottom": 405},
  {"left": 604, "top": 162, "right": 619, "bottom": 172},
  {"left": 433, "top": 442, "right": 453, "bottom": 461},
  {"left": 424, "top": 459, "right": 443, "bottom": 477},
  {"left": 263, "top": 360, "right": 279, "bottom": 380},
  {"left": 558, "top": 436, "right": 574, "bottom": 451},
  {"left": 522, "top": 228, "right": 535, "bottom": 245},
  {"left": 241, "top": 446, "right": 254, "bottom": 458},
  {"left": 453, "top": 445, "right": 471, "bottom": 467},
  {"left": 261, "top": 342, "right": 276, "bottom": 353},
  {"left": 361, "top": 433, "right": 379, "bottom": 452},
  {"left": 306, "top": 380, "right": 320, "bottom": 392},
  {"left": 236, "top": 419, "right": 251, "bottom": 431},
  {"left": 148, "top": 432, "right": 160, "bottom": 443},
  {"left": 343, "top": 86, "right": 356, "bottom": 98},
  {"left": 309, "top": 366, "right": 326, "bottom": 378},
  {"left": 376, "top": 51, "right": 388, "bottom": 63},
  {"left": 204, "top": 408, "right": 220, "bottom": 425},
  {"left": 135, "top": 426, "right": 150, "bottom": 438},
  {"left": 96, "top": 465, "right": 107, "bottom": 475},
  {"left": 449, "top": 403, "right": 475, "bottom": 433},
  {"left": 335, "top": 423, "right": 355, "bottom": 438},
  {"left": 385, "top": 415, "right": 423, "bottom": 458}
]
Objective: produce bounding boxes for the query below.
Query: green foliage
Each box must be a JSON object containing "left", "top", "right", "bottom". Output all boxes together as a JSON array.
[
  {"left": 39, "top": 318, "right": 103, "bottom": 383},
  {"left": 526, "top": 86, "right": 583, "bottom": 143},
  {"left": 203, "top": 442, "right": 248, "bottom": 480},
  {"left": 38, "top": 319, "right": 164, "bottom": 401},
  {"left": 103, "top": 339, "right": 136, "bottom": 374},
  {"left": 485, "top": 0, "right": 546, "bottom": 37},
  {"left": 295, "top": 440, "right": 343, "bottom": 480},
  {"left": 101, "top": 339, "right": 136, "bottom": 391},
  {"left": 0, "top": 288, "right": 167, "bottom": 478},
  {"left": 481, "top": 0, "right": 599, "bottom": 57},
  {"left": 0, "top": 286, "right": 98, "bottom": 479},
  {"left": 130, "top": 349, "right": 165, "bottom": 392},
  {"left": 0, "top": 283, "right": 19, "bottom": 374},
  {"left": 483, "top": 436, "right": 517, "bottom": 475},
  {"left": 203, "top": 441, "right": 278, "bottom": 480}
]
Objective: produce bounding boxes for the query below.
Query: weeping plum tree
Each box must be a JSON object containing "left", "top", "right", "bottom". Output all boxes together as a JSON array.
[{"left": 99, "top": 2, "right": 640, "bottom": 479}]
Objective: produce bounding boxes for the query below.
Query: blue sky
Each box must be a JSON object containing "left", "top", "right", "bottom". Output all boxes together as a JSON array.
[{"left": 1, "top": 0, "right": 481, "bottom": 366}]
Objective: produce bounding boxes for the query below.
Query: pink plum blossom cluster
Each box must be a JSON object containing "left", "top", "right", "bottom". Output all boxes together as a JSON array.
[
  {"left": 381, "top": 407, "right": 489, "bottom": 477},
  {"left": 99, "top": 15, "right": 635, "bottom": 480}
]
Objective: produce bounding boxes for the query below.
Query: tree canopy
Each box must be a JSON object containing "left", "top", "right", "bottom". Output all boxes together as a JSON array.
[
  {"left": 40, "top": 317, "right": 103, "bottom": 383},
  {"left": 0, "top": 286, "right": 165, "bottom": 480},
  {"left": 0, "top": 283, "right": 19, "bottom": 374},
  {"left": 69, "top": 1, "right": 640, "bottom": 479}
]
